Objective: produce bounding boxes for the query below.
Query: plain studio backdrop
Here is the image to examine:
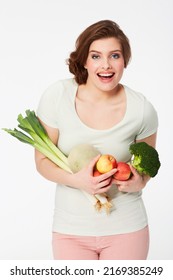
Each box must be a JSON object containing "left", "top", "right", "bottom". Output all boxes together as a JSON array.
[{"left": 0, "top": 0, "right": 173, "bottom": 260}]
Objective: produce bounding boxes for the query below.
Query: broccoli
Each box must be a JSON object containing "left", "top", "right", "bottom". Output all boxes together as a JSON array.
[{"left": 129, "top": 142, "right": 161, "bottom": 177}]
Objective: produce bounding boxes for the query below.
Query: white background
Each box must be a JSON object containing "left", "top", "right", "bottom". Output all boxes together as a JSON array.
[{"left": 0, "top": 0, "right": 173, "bottom": 260}]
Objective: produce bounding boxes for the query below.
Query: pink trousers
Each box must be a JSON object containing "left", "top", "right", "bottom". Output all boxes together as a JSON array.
[{"left": 52, "top": 226, "right": 149, "bottom": 260}]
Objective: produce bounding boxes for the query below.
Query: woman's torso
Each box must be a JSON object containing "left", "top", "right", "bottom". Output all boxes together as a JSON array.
[{"left": 37, "top": 78, "right": 158, "bottom": 236}]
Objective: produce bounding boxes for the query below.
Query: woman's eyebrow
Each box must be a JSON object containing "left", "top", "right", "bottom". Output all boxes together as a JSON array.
[
  {"left": 89, "top": 49, "right": 122, "bottom": 53},
  {"left": 89, "top": 50, "right": 102, "bottom": 53}
]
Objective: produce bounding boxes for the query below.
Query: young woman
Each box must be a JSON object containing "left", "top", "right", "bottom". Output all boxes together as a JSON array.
[{"left": 35, "top": 20, "right": 158, "bottom": 260}]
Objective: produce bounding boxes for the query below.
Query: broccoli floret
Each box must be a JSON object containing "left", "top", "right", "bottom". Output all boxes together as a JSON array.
[{"left": 129, "top": 142, "right": 161, "bottom": 177}]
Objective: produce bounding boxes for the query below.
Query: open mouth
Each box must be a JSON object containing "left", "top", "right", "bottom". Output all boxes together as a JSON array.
[{"left": 97, "top": 73, "right": 115, "bottom": 79}]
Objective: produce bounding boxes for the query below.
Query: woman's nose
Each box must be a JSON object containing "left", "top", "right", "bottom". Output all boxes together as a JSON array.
[{"left": 101, "top": 58, "right": 112, "bottom": 69}]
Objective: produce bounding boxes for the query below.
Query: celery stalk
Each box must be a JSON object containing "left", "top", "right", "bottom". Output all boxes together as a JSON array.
[
  {"left": 23, "top": 110, "right": 68, "bottom": 165},
  {"left": 2, "top": 128, "right": 35, "bottom": 145},
  {"left": 3, "top": 109, "right": 71, "bottom": 171},
  {"left": 34, "top": 142, "right": 72, "bottom": 172},
  {"left": 3, "top": 127, "right": 71, "bottom": 172}
]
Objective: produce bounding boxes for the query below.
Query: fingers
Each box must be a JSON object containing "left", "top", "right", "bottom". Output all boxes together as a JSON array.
[
  {"left": 92, "top": 168, "right": 117, "bottom": 190},
  {"left": 87, "top": 154, "right": 101, "bottom": 174},
  {"left": 97, "top": 168, "right": 117, "bottom": 179},
  {"left": 94, "top": 180, "right": 112, "bottom": 194},
  {"left": 93, "top": 173, "right": 115, "bottom": 194},
  {"left": 86, "top": 156, "right": 118, "bottom": 194},
  {"left": 129, "top": 164, "right": 140, "bottom": 176},
  {"left": 96, "top": 184, "right": 112, "bottom": 194}
]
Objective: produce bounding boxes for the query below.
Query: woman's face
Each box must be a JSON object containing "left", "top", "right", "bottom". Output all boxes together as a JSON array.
[{"left": 85, "top": 37, "right": 125, "bottom": 92}]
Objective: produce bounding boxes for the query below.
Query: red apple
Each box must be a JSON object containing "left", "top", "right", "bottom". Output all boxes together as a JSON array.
[
  {"left": 93, "top": 170, "right": 102, "bottom": 177},
  {"left": 96, "top": 154, "right": 117, "bottom": 174},
  {"left": 113, "top": 162, "right": 131, "bottom": 181}
]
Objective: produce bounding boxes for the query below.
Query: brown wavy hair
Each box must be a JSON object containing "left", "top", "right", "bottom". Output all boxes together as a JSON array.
[{"left": 67, "top": 20, "right": 131, "bottom": 85}]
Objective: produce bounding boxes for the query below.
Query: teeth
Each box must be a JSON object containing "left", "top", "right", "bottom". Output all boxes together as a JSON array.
[{"left": 98, "top": 73, "right": 114, "bottom": 77}]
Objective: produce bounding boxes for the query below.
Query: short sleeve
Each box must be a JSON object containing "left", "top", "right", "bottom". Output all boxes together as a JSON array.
[
  {"left": 136, "top": 98, "right": 158, "bottom": 140},
  {"left": 37, "top": 81, "right": 63, "bottom": 128}
]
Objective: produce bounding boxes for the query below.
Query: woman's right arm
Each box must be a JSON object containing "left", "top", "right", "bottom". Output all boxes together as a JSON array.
[{"left": 34, "top": 120, "right": 116, "bottom": 195}]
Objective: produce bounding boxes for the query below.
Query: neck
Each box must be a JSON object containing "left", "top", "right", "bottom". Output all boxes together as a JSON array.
[{"left": 78, "top": 82, "right": 121, "bottom": 103}]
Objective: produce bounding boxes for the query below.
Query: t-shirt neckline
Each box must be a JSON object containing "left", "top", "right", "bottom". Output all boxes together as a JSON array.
[{"left": 71, "top": 79, "right": 128, "bottom": 133}]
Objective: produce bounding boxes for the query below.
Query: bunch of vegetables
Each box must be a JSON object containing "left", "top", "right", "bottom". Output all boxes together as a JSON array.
[
  {"left": 93, "top": 141, "right": 161, "bottom": 180},
  {"left": 3, "top": 110, "right": 161, "bottom": 214},
  {"left": 2, "top": 110, "right": 112, "bottom": 212}
]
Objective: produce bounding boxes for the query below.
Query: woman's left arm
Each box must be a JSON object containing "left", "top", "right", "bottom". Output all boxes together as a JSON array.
[{"left": 113, "top": 133, "right": 157, "bottom": 192}]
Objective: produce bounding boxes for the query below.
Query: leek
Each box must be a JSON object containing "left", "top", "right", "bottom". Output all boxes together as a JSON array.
[{"left": 3, "top": 110, "right": 112, "bottom": 213}]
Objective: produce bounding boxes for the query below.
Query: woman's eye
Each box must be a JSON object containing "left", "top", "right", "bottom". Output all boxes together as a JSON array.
[
  {"left": 111, "top": 53, "right": 120, "bottom": 59},
  {"left": 91, "top": 54, "right": 100, "bottom": 59}
]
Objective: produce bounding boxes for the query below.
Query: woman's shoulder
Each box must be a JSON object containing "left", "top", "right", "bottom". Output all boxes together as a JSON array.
[
  {"left": 123, "top": 84, "right": 157, "bottom": 115},
  {"left": 37, "top": 78, "right": 77, "bottom": 127},
  {"left": 123, "top": 84, "right": 146, "bottom": 101},
  {"left": 123, "top": 84, "right": 156, "bottom": 108},
  {"left": 38, "top": 78, "right": 77, "bottom": 106}
]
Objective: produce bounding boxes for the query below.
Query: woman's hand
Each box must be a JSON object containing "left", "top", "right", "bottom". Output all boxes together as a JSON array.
[
  {"left": 72, "top": 155, "right": 117, "bottom": 195},
  {"left": 112, "top": 164, "right": 150, "bottom": 193}
]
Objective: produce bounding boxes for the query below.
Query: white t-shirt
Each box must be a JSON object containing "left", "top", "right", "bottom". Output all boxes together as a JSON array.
[{"left": 37, "top": 78, "right": 158, "bottom": 236}]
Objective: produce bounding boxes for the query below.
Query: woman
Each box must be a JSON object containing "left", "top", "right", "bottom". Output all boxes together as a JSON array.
[{"left": 35, "top": 20, "right": 158, "bottom": 260}]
